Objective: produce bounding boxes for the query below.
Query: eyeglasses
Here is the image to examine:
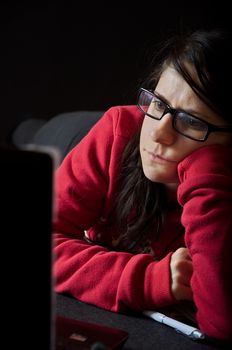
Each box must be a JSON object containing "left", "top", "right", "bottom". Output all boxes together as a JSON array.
[{"left": 137, "top": 88, "right": 232, "bottom": 142}]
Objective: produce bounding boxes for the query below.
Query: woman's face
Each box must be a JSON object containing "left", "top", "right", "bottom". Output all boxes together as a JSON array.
[{"left": 139, "top": 65, "right": 231, "bottom": 188}]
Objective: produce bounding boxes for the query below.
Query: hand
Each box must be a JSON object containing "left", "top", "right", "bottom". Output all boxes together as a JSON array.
[{"left": 170, "top": 247, "right": 193, "bottom": 301}]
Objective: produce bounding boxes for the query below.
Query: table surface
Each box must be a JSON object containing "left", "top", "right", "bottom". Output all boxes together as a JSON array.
[{"left": 55, "top": 293, "right": 231, "bottom": 350}]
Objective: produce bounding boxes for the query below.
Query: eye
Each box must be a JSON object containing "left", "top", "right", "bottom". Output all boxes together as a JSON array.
[
  {"left": 151, "top": 97, "right": 166, "bottom": 112},
  {"left": 178, "top": 113, "right": 207, "bottom": 131}
]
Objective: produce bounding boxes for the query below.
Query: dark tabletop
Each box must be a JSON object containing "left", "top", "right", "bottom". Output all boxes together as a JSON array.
[{"left": 55, "top": 293, "right": 231, "bottom": 350}]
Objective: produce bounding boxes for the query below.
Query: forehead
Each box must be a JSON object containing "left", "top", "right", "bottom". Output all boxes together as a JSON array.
[
  {"left": 155, "top": 66, "right": 224, "bottom": 123},
  {"left": 156, "top": 66, "right": 197, "bottom": 102}
]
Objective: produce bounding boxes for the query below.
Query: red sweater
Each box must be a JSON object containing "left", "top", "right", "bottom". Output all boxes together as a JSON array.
[{"left": 53, "top": 105, "right": 232, "bottom": 340}]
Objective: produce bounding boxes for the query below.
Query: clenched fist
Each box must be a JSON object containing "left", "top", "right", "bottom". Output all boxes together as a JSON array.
[{"left": 170, "top": 247, "right": 193, "bottom": 301}]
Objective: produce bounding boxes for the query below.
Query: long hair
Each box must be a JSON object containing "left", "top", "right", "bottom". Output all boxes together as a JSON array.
[
  {"left": 113, "top": 28, "right": 231, "bottom": 253},
  {"left": 113, "top": 131, "right": 167, "bottom": 253}
]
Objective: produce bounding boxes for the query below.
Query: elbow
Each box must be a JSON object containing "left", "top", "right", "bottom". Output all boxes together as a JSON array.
[{"left": 197, "top": 310, "right": 232, "bottom": 341}]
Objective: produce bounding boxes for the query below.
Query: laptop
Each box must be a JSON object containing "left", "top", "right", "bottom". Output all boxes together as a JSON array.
[
  {"left": 1, "top": 145, "right": 54, "bottom": 350},
  {"left": 1, "top": 145, "right": 128, "bottom": 350}
]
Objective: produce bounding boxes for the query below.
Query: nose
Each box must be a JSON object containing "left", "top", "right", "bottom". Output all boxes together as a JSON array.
[{"left": 150, "top": 113, "right": 176, "bottom": 145}]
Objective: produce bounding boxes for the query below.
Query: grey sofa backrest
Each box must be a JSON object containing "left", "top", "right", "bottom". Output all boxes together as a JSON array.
[{"left": 11, "top": 111, "right": 104, "bottom": 163}]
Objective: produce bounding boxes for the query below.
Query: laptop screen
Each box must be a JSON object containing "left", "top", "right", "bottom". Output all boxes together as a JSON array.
[{"left": 1, "top": 146, "right": 55, "bottom": 350}]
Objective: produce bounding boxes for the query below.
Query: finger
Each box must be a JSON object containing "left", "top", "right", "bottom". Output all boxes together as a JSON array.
[
  {"left": 171, "top": 261, "right": 193, "bottom": 290},
  {"left": 176, "top": 247, "right": 192, "bottom": 260},
  {"left": 179, "top": 285, "right": 193, "bottom": 301},
  {"left": 171, "top": 257, "right": 193, "bottom": 278},
  {"left": 174, "top": 284, "right": 193, "bottom": 301}
]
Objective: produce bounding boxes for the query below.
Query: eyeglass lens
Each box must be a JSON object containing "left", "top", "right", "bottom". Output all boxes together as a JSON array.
[{"left": 138, "top": 89, "right": 209, "bottom": 141}]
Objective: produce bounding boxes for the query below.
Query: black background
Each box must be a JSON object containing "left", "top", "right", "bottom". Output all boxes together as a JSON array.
[{"left": 1, "top": 0, "right": 231, "bottom": 144}]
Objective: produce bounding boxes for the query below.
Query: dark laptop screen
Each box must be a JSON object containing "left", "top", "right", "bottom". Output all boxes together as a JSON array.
[{"left": 1, "top": 146, "right": 54, "bottom": 350}]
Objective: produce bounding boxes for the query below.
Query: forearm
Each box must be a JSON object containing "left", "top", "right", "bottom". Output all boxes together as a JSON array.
[
  {"left": 178, "top": 145, "right": 232, "bottom": 340},
  {"left": 181, "top": 194, "right": 231, "bottom": 339},
  {"left": 53, "top": 232, "right": 175, "bottom": 313}
]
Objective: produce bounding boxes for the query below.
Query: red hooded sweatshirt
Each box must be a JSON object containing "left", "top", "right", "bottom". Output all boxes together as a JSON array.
[{"left": 53, "top": 106, "right": 232, "bottom": 340}]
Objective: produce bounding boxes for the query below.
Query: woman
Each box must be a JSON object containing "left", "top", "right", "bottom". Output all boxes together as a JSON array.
[{"left": 53, "top": 29, "right": 232, "bottom": 340}]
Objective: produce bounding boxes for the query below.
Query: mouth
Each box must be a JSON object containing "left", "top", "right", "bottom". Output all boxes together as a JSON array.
[{"left": 147, "top": 151, "right": 177, "bottom": 164}]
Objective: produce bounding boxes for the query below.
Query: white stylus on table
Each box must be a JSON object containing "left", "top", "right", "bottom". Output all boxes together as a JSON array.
[{"left": 144, "top": 311, "right": 205, "bottom": 340}]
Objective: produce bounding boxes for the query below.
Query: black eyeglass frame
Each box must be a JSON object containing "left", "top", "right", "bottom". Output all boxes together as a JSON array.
[{"left": 137, "top": 88, "right": 232, "bottom": 142}]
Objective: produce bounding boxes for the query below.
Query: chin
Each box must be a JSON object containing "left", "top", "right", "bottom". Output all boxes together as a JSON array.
[{"left": 143, "top": 167, "right": 178, "bottom": 184}]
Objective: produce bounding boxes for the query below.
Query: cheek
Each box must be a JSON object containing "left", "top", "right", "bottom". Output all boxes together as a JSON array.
[
  {"left": 177, "top": 142, "right": 204, "bottom": 162},
  {"left": 180, "top": 134, "right": 232, "bottom": 161},
  {"left": 140, "top": 123, "right": 148, "bottom": 148},
  {"left": 206, "top": 133, "right": 232, "bottom": 147},
  {"left": 140, "top": 118, "right": 153, "bottom": 142},
  {"left": 165, "top": 136, "right": 209, "bottom": 164}
]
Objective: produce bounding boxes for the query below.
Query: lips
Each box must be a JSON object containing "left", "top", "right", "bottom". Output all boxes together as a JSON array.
[{"left": 147, "top": 151, "right": 177, "bottom": 163}]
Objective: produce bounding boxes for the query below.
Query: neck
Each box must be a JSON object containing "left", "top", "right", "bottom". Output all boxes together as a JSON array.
[{"left": 165, "top": 183, "right": 178, "bottom": 204}]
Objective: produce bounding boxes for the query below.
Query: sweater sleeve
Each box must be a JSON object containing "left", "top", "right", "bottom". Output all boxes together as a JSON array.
[
  {"left": 53, "top": 106, "right": 175, "bottom": 314},
  {"left": 177, "top": 144, "right": 232, "bottom": 340}
]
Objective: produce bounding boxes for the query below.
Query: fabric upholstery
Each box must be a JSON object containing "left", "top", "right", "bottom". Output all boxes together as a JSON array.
[{"left": 11, "top": 110, "right": 104, "bottom": 161}]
